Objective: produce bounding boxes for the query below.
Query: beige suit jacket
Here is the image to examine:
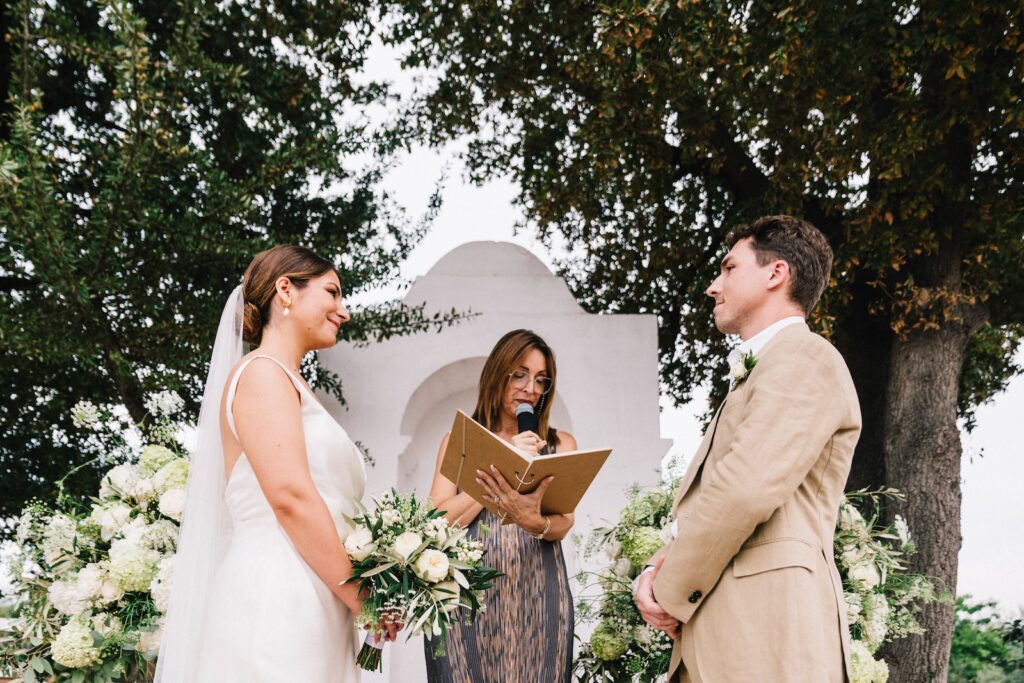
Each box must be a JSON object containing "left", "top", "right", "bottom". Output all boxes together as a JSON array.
[{"left": 651, "top": 322, "right": 860, "bottom": 682}]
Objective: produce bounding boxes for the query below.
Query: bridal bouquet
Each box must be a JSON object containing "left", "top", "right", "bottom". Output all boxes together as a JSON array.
[{"left": 341, "top": 490, "right": 501, "bottom": 672}]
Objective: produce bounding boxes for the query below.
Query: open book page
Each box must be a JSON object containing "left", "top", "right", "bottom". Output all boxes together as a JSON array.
[{"left": 439, "top": 410, "right": 611, "bottom": 522}]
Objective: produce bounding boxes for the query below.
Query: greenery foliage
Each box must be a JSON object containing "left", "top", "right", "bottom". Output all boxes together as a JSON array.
[
  {"left": 950, "top": 597, "right": 1024, "bottom": 683},
  {"left": 0, "top": 0, "right": 456, "bottom": 518}
]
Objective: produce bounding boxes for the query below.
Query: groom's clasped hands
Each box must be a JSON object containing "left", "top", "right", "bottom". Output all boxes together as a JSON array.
[{"left": 634, "top": 555, "right": 680, "bottom": 640}]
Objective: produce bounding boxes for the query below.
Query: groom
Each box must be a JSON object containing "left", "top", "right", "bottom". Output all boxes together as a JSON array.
[{"left": 635, "top": 215, "right": 861, "bottom": 682}]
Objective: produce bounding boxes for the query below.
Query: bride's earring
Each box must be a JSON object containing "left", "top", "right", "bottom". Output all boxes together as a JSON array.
[{"left": 282, "top": 298, "right": 291, "bottom": 317}]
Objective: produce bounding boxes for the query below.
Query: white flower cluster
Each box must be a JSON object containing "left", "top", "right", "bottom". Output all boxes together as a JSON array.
[
  {"left": 144, "top": 390, "right": 185, "bottom": 417},
  {"left": 70, "top": 400, "right": 103, "bottom": 429},
  {"left": 3, "top": 400, "right": 192, "bottom": 676}
]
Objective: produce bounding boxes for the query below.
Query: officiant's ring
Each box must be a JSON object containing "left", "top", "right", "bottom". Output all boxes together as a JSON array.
[{"left": 491, "top": 495, "right": 500, "bottom": 503}]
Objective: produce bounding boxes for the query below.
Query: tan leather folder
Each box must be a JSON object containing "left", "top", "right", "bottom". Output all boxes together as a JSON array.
[{"left": 440, "top": 410, "right": 612, "bottom": 523}]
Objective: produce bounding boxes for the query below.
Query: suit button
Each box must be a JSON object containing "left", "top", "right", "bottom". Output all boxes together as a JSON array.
[{"left": 688, "top": 590, "right": 702, "bottom": 603}]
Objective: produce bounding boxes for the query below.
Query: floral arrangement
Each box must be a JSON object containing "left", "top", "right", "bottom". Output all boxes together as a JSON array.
[
  {"left": 0, "top": 393, "right": 188, "bottom": 682},
  {"left": 836, "top": 488, "right": 943, "bottom": 683},
  {"left": 341, "top": 490, "right": 501, "bottom": 672},
  {"left": 573, "top": 482, "right": 940, "bottom": 683}
]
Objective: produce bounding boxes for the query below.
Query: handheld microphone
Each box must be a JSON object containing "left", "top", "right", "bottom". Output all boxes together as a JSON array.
[{"left": 515, "top": 402, "right": 538, "bottom": 435}]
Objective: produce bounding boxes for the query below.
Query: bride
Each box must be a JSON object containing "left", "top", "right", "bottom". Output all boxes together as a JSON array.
[{"left": 156, "top": 245, "right": 393, "bottom": 681}]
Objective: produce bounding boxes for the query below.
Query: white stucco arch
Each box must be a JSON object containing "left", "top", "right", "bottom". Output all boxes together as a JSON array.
[{"left": 318, "top": 241, "right": 669, "bottom": 682}]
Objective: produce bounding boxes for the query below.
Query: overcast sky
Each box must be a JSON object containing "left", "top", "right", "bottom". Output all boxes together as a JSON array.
[{"left": 361, "top": 40, "right": 1024, "bottom": 615}]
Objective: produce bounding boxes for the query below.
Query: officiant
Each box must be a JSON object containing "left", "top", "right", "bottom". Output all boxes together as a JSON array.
[{"left": 423, "top": 329, "right": 577, "bottom": 683}]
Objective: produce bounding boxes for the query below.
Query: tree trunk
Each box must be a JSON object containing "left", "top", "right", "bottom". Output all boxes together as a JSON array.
[
  {"left": 880, "top": 323, "right": 968, "bottom": 682},
  {"left": 835, "top": 274, "right": 894, "bottom": 492}
]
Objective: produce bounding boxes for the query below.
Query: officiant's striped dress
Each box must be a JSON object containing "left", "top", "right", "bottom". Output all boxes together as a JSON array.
[{"left": 423, "top": 507, "right": 574, "bottom": 683}]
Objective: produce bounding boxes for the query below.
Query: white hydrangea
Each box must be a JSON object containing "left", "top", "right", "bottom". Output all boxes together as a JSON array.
[
  {"left": 153, "top": 458, "right": 189, "bottom": 494},
  {"left": 863, "top": 593, "right": 890, "bottom": 651},
  {"left": 845, "top": 591, "right": 863, "bottom": 627},
  {"left": 89, "top": 502, "right": 133, "bottom": 542},
  {"left": 51, "top": 617, "right": 102, "bottom": 669},
  {"left": 108, "top": 545, "right": 161, "bottom": 592},
  {"left": 850, "top": 639, "right": 890, "bottom": 683},
  {"left": 142, "top": 519, "right": 179, "bottom": 553},
  {"left": 144, "top": 390, "right": 184, "bottom": 417},
  {"left": 380, "top": 508, "right": 402, "bottom": 526},
  {"left": 139, "top": 445, "right": 178, "bottom": 475},
  {"left": 70, "top": 400, "right": 102, "bottom": 429},
  {"left": 150, "top": 556, "right": 175, "bottom": 613},
  {"left": 47, "top": 579, "right": 90, "bottom": 617},
  {"left": 158, "top": 488, "right": 187, "bottom": 521}
]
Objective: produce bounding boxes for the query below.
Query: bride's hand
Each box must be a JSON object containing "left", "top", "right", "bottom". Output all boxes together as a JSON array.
[
  {"left": 510, "top": 431, "right": 546, "bottom": 456},
  {"left": 476, "top": 465, "right": 555, "bottom": 533}
]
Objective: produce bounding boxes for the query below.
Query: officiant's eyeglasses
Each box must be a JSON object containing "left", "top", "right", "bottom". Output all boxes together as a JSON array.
[{"left": 508, "top": 370, "right": 553, "bottom": 395}]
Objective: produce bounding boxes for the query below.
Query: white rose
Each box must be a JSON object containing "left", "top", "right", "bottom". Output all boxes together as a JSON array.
[
  {"left": 102, "top": 464, "right": 140, "bottom": 500},
  {"left": 413, "top": 549, "right": 450, "bottom": 583},
  {"left": 614, "top": 558, "right": 633, "bottom": 577},
  {"left": 136, "top": 626, "right": 163, "bottom": 655},
  {"left": 159, "top": 488, "right": 187, "bottom": 521},
  {"left": 344, "top": 526, "right": 375, "bottom": 562},
  {"left": 99, "top": 575, "right": 125, "bottom": 604},
  {"left": 729, "top": 361, "right": 747, "bottom": 381},
  {"left": 48, "top": 580, "right": 89, "bottom": 617},
  {"left": 75, "top": 563, "right": 105, "bottom": 601},
  {"left": 848, "top": 561, "right": 881, "bottom": 590},
  {"left": 90, "top": 503, "right": 133, "bottom": 542},
  {"left": 659, "top": 523, "right": 675, "bottom": 544},
  {"left": 392, "top": 532, "right": 423, "bottom": 563},
  {"left": 603, "top": 538, "right": 622, "bottom": 560},
  {"left": 432, "top": 580, "right": 461, "bottom": 612}
]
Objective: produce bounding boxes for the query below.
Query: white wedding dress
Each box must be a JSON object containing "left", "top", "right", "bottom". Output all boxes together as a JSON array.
[{"left": 194, "top": 354, "right": 366, "bottom": 682}]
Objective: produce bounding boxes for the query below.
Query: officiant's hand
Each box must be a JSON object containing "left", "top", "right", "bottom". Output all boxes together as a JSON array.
[
  {"left": 636, "top": 556, "right": 681, "bottom": 639},
  {"left": 510, "top": 430, "right": 547, "bottom": 455},
  {"left": 476, "top": 465, "right": 554, "bottom": 531}
]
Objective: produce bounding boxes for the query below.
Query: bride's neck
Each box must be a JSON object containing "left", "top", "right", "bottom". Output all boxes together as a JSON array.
[{"left": 255, "top": 328, "right": 308, "bottom": 372}]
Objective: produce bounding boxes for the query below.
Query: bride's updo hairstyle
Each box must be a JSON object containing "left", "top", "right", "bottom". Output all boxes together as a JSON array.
[{"left": 241, "top": 244, "right": 338, "bottom": 345}]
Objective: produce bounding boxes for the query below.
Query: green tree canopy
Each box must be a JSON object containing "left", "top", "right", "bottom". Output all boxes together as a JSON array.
[
  {"left": 0, "top": 0, "right": 451, "bottom": 518},
  {"left": 383, "top": 0, "right": 1024, "bottom": 678}
]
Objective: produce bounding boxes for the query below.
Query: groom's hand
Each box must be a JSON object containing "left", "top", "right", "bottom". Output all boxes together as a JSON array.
[{"left": 635, "top": 556, "right": 681, "bottom": 639}]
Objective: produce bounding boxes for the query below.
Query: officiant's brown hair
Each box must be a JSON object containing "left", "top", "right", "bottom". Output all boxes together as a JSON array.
[
  {"left": 473, "top": 329, "right": 559, "bottom": 449},
  {"left": 241, "top": 244, "right": 339, "bottom": 344}
]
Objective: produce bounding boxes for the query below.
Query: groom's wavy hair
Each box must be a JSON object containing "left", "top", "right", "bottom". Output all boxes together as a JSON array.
[
  {"left": 241, "top": 244, "right": 339, "bottom": 344},
  {"left": 473, "top": 329, "right": 559, "bottom": 450},
  {"left": 726, "top": 215, "right": 834, "bottom": 314}
]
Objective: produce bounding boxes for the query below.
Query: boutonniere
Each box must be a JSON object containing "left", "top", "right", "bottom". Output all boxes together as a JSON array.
[{"left": 729, "top": 351, "right": 758, "bottom": 387}]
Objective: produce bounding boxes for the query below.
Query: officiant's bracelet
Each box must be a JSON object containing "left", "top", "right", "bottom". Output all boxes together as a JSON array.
[{"left": 529, "top": 516, "right": 551, "bottom": 540}]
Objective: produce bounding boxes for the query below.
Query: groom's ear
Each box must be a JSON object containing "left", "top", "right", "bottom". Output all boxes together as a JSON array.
[{"left": 765, "top": 259, "right": 791, "bottom": 292}]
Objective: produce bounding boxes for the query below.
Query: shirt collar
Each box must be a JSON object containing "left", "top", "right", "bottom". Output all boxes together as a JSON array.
[{"left": 728, "top": 316, "right": 806, "bottom": 366}]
